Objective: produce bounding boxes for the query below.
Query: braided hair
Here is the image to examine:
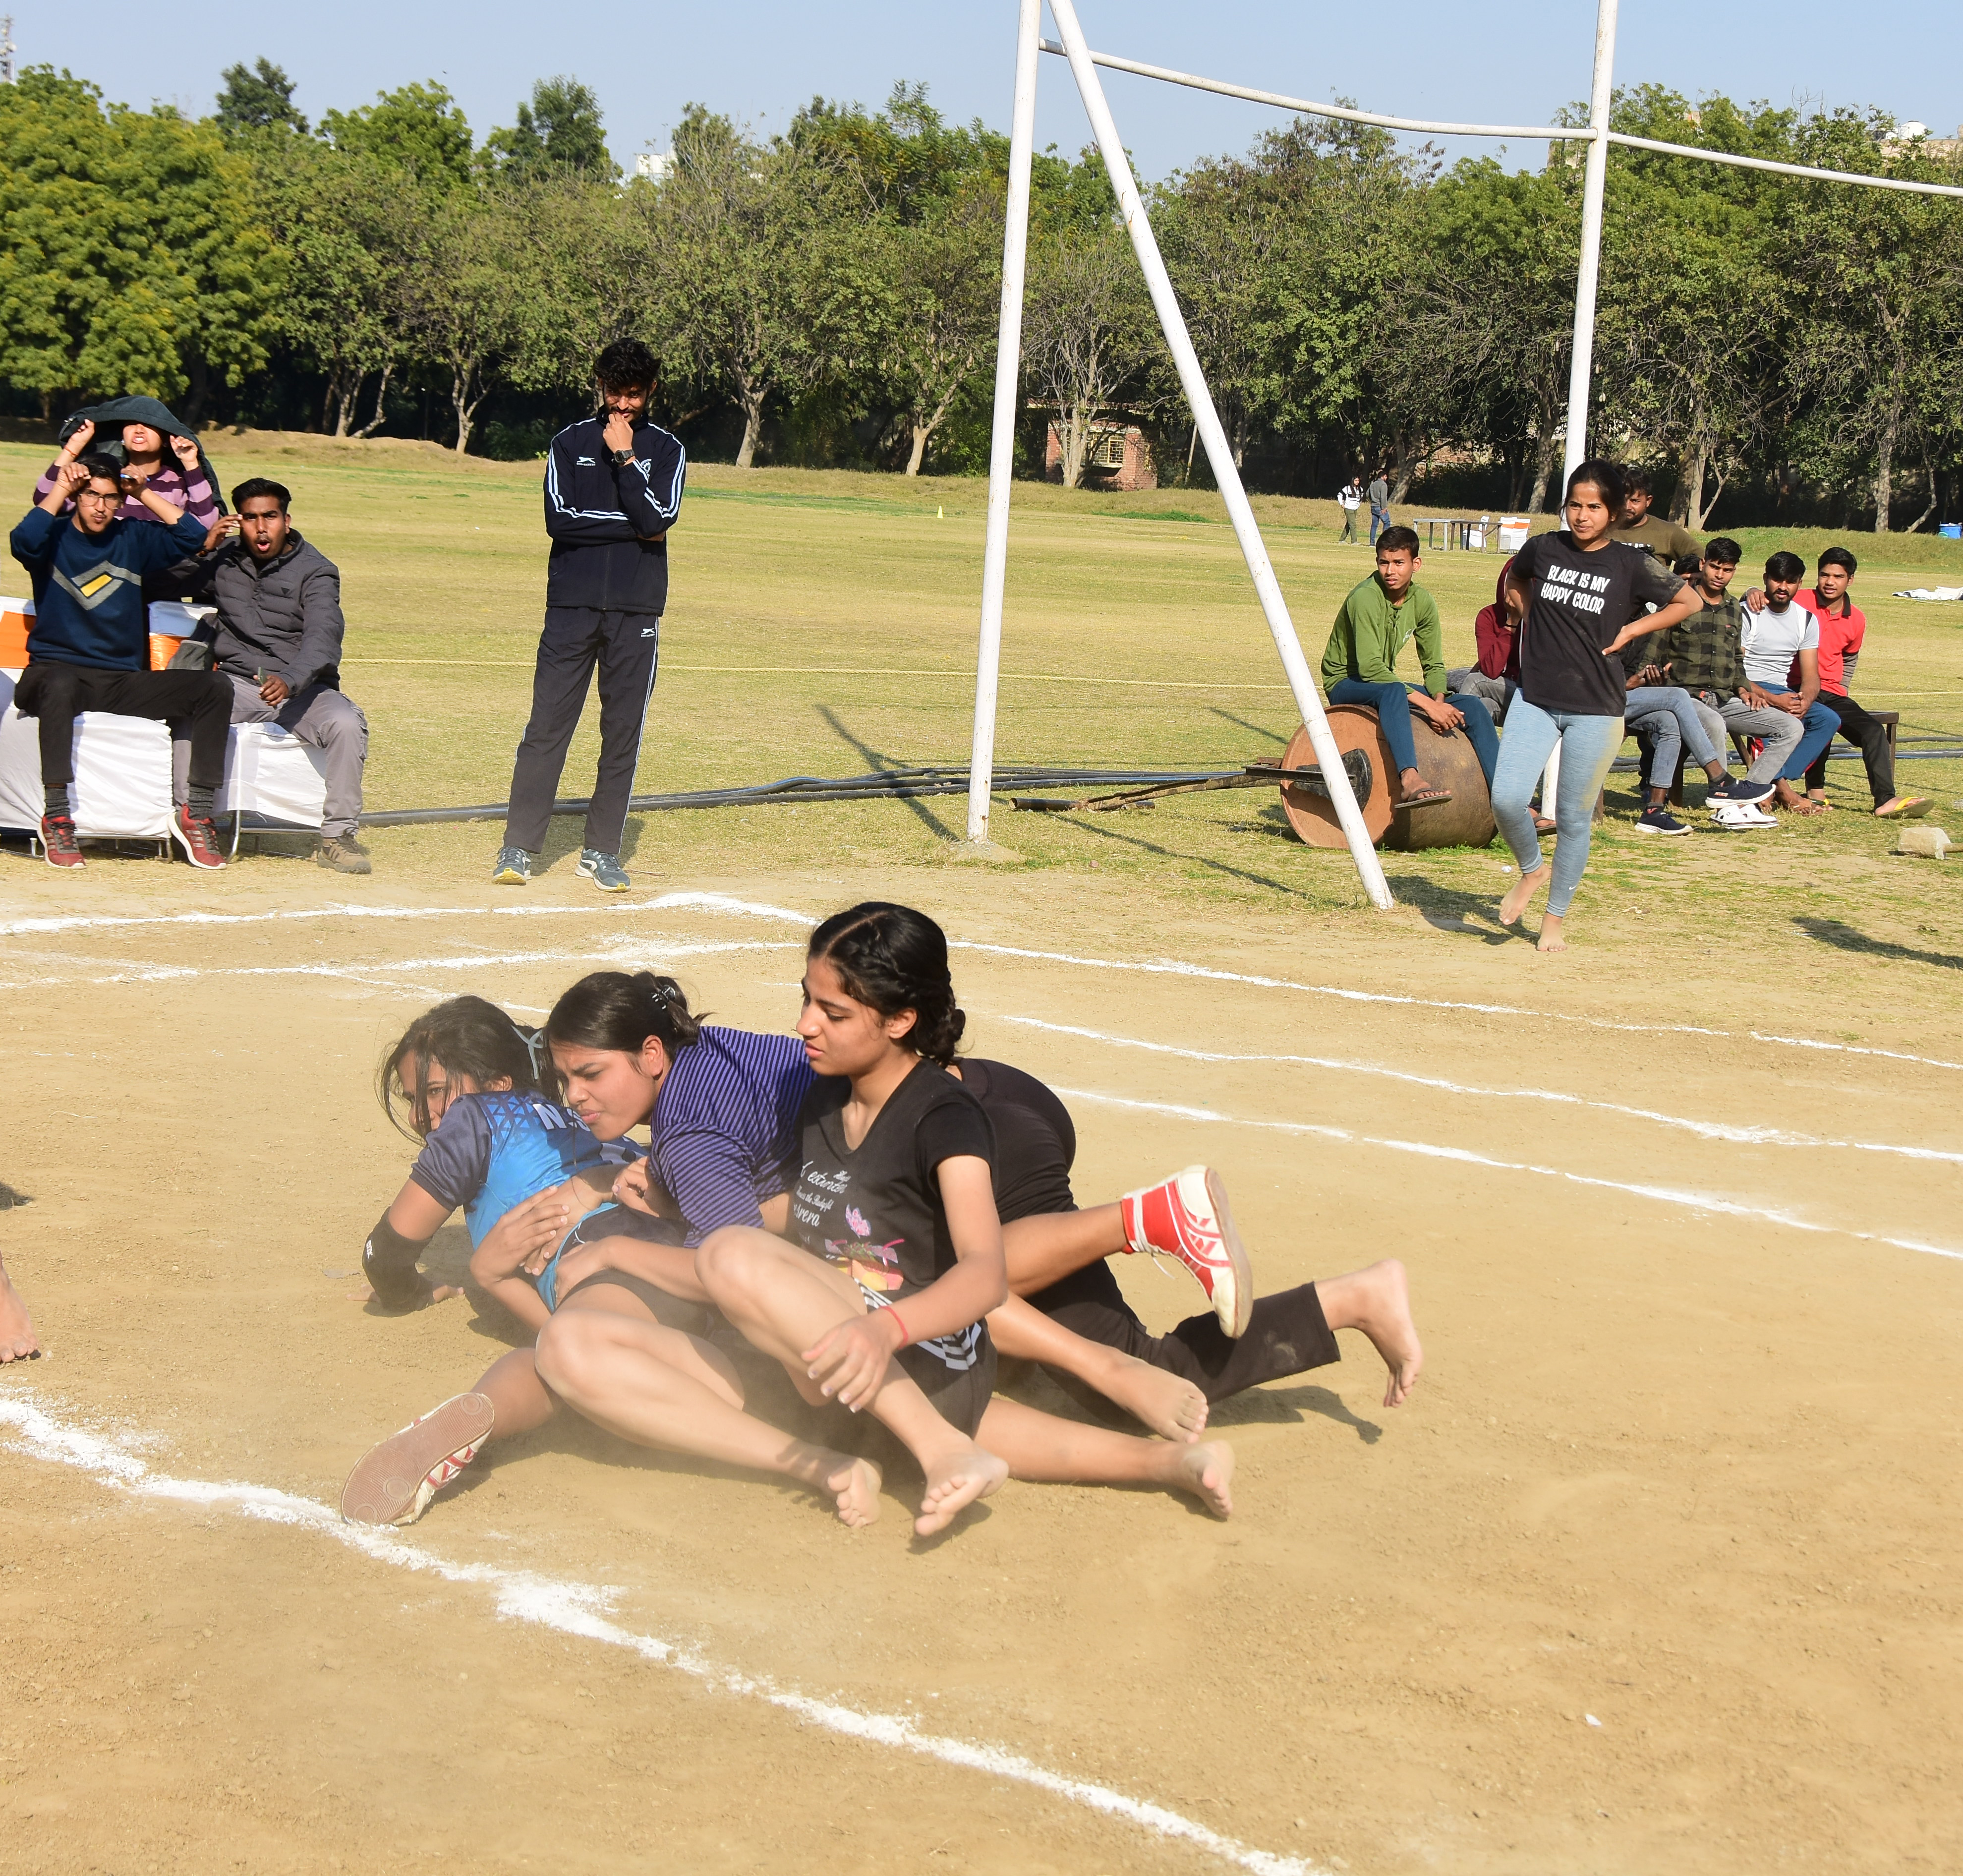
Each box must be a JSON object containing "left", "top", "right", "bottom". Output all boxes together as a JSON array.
[
  {"left": 378, "top": 995, "right": 541, "bottom": 1139},
  {"left": 806, "top": 901, "right": 965, "bottom": 1065}
]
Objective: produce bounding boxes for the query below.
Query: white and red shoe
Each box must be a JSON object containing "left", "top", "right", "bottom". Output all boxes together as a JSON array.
[
  {"left": 171, "top": 805, "right": 227, "bottom": 870},
  {"left": 340, "top": 1392, "right": 495, "bottom": 1526},
  {"left": 39, "top": 815, "right": 84, "bottom": 869},
  {"left": 1119, "top": 1166, "right": 1253, "bottom": 1338}
]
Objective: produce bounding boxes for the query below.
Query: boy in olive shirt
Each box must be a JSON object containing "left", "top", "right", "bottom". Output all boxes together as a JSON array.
[
  {"left": 1321, "top": 526, "right": 1499, "bottom": 804},
  {"left": 1611, "top": 466, "right": 1701, "bottom": 565}
]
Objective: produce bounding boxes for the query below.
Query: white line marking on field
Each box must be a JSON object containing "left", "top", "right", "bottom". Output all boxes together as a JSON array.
[
  {"left": 953, "top": 941, "right": 1963, "bottom": 1075},
  {"left": 0, "top": 1393, "right": 1320, "bottom": 1876},
  {"left": 997, "top": 1015, "right": 1963, "bottom": 1167},
  {"left": 1052, "top": 1087, "right": 1963, "bottom": 1264}
]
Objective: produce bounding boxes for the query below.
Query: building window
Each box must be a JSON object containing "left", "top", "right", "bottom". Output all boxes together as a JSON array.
[{"left": 1087, "top": 427, "right": 1128, "bottom": 470}]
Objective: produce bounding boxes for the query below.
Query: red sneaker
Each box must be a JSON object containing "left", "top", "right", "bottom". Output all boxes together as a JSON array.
[
  {"left": 171, "top": 805, "right": 227, "bottom": 870},
  {"left": 39, "top": 815, "right": 84, "bottom": 869},
  {"left": 341, "top": 1392, "right": 496, "bottom": 1526},
  {"left": 1119, "top": 1166, "right": 1254, "bottom": 1338}
]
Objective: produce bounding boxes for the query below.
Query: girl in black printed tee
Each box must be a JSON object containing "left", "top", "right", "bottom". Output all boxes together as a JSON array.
[
  {"left": 1492, "top": 459, "right": 1701, "bottom": 953},
  {"left": 700, "top": 901, "right": 1239, "bottom": 1537}
]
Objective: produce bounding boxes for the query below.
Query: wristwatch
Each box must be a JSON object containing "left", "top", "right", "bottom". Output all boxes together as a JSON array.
[{"left": 610, "top": 448, "right": 634, "bottom": 467}]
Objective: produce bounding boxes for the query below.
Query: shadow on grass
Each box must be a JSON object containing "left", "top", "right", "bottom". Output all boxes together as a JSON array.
[
  {"left": 1049, "top": 808, "right": 1326, "bottom": 901},
  {"left": 1794, "top": 916, "right": 1963, "bottom": 971},
  {"left": 1206, "top": 705, "right": 1290, "bottom": 746},
  {"left": 815, "top": 704, "right": 957, "bottom": 837}
]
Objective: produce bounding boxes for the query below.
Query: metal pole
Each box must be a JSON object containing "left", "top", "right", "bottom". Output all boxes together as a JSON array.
[
  {"left": 964, "top": 0, "right": 1042, "bottom": 846},
  {"left": 1561, "top": 0, "right": 1618, "bottom": 486},
  {"left": 1048, "top": 0, "right": 1395, "bottom": 910}
]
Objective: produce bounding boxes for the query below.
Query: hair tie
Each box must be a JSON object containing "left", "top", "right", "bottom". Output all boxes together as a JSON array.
[{"left": 511, "top": 1023, "right": 546, "bottom": 1080}]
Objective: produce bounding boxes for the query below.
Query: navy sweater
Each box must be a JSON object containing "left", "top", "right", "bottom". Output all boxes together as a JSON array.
[
  {"left": 9, "top": 505, "right": 210, "bottom": 670},
  {"left": 542, "top": 415, "right": 686, "bottom": 614}
]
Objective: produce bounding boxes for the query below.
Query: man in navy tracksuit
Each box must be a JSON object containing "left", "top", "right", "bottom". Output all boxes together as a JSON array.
[{"left": 494, "top": 338, "right": 686, "bottom": 892}]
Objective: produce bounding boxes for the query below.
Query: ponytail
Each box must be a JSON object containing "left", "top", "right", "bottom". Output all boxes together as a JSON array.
[
  {"left": 378, "top": 995, "right": 541, "bottom": 1139},
  {"left": 807, "top": 901, "right": 965, "bottom": 1066},
  {"left": 545, "top": 970, "right": 703, "bottom": 1061}
]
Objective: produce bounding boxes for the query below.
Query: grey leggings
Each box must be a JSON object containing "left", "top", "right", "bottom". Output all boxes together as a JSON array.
[{"left": 1490, "top": 696, "right": 1624, "bottom": 917}]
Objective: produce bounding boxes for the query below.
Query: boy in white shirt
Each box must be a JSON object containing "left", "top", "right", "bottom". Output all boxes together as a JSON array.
[{"left": 1739, "top": 551, "right": 1840, "bottom": 816}]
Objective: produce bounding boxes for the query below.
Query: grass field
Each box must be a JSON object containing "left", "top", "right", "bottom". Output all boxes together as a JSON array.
[{"left": 2, "top": 434, "right": 1963, "bottom": 1876}]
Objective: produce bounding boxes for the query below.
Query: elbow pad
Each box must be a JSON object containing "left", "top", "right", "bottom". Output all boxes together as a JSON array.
[{"left": 363, "top": 1212, "right": 433, "bottom": 1310}]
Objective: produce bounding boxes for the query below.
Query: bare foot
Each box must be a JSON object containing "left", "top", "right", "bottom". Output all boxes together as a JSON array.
[
  {"left": 1806, "top": 792, "right": 1834, "bottom": 811},
  {"left": 0, "top": 1261, "right": 39, "bottom": 1362},
  {"left": 1500, "top": 864, "right": 1550, "bottom": 925},
  {"left": 915, "top": 1442, "right": 1009, "bottom": 1536},
  {"left": 1100, "top": 1354, "right": 1208, "bottom": 1443},
  {"left": 1169, "top": 1440, "right": 1235, "bottom": 1518},
  {"left": 1321, "top": 1259, "right": 1424, "bottom": 1407},
  {"left": 1536, "top": 912, "right": 1568, "bottom": 954},
  {"left": 826, "top": 1455, "right": 883, "bottom": 1528}
]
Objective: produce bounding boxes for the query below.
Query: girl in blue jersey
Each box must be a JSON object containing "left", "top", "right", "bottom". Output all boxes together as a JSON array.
[{"left": 342, "top": 995, "right": 883, "bottom": 1530}]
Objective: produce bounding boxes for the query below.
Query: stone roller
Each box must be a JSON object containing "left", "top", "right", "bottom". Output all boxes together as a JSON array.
[{"left": 1278, "top": 703, "right": 1496, "bottom": 852}]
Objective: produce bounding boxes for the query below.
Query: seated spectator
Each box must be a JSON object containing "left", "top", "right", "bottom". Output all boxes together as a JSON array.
[
  {"left": 159, "top": 478, "right": 372, "bottom": 874},
  {"left": 33, "top": 398, "right": 221, "bottom": 533},
  {"left": 1649, "top": 537, "right": 1802, "bottom": 820},
  {"left": 1610, "top": 466, "right": 1701, "bottom": 565},
  {"left": 1742, "top": 546, "right": 1928, "bottom": 819},
  {"left": 1446, "top": 560, "right": 1518, "bottom": 722},
  {"left": 1619, "top": 603, "right": 1734, "bottom": 835},
  {"left": 1738, "top": 551, "right": 1840, "bottom": 816},
  {"left": 7, "top": 454, "right": 233, "bottom": 870},
  {"left": 1320, "top": 525, "right": 1500, "bottom": 806}
]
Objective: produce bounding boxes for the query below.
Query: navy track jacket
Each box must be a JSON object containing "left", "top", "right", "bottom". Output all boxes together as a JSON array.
[
  {"left": 9, "top": 504, "right": 210, "bottom": 669},
  {"left": 542, "top": 414, "right": 686, "bottom": 614}
]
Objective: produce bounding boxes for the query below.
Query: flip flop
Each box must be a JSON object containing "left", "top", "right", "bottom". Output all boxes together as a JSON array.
[
  {"left": 1532, "top": 815, "right": 1558, "bottom": 834},
  {"left": 1399, "top": 785, "right": 1453, "bottom": 809},
  {"left": 1876, "top": 797, "right": 1932, "bottom": 818}
]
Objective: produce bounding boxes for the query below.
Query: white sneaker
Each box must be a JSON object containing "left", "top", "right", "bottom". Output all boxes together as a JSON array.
[{"left": 1712, "top": 800, "right": 1778, "bottom": 830}]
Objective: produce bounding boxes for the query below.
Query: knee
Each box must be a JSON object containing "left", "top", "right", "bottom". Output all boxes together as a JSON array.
[
  {"left": 533, "top": 1307, "right": 609, "bottom": 1394},
  {"left": 694, "top": 1226, "right": 769, "bottom": 1302}
]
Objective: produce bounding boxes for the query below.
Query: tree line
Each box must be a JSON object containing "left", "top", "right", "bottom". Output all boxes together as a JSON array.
[{"left": 2, "top": 58, "right": 1960, "bottom": 529}]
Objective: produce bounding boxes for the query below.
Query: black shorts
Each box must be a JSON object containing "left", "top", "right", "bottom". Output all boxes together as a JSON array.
[
  {"left": 891, "top": 1324, "right": 997, "bottom": 1439},
  {"left": 549, "top": 1206, "right": 712, "bottom": 1335}
]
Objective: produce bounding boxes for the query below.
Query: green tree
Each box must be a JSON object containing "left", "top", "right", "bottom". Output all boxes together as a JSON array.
[
  {"left": 481, "top": 76, "right": 615, "bottom": 180},
  {"left": 319, "top": 81, "right": 473, "bottom": 189},
  {"left": 405, "top": 189, "right": 533, "bottom": 452},
  {"left": 0, "top": 67, "right": 279, "bottom": 416},
  {"left": 215, "top": 59, "right": 308, "bottom": 138}
]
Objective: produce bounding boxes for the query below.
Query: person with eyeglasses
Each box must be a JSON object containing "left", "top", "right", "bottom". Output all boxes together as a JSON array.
[{"left": 7, "top": 452, "right": 235, "bottom": 870}]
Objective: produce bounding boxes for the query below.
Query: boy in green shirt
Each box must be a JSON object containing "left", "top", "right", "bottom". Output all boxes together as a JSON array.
[{"left": 1320, "top": 526, "right": 1499, "bottom": 803}]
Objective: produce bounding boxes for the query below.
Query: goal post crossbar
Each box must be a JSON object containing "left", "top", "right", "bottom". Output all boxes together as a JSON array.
[{"left": 1035, "top": 39, "right": 1963, "bottom": 202}]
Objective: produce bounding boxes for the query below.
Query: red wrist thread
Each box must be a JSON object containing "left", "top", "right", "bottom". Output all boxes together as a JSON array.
[{"left": 887, "top": 1306, "right": 911, "bottom": 1348}]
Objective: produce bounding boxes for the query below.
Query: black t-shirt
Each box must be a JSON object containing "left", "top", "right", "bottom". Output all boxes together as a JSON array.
[
  {"left": 1510, "top": 530, "right": 1682, "bottom": 716},
  {"left": 957, "top": 1059, "right": 1077, "bottom": 1222},
  {"left": 790, "top": 1057, "right": 995, "bottom": 1299}
]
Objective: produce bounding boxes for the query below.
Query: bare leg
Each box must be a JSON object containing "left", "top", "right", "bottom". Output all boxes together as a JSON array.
[
  {"left": 534, "top": 1305, "right": 881, "bottom": 1526},
  {"left": 1535, "top": 910, "right": 1567, "bottom": 954},
  {"left": 975, "top": 1398, "right": 1234, "bottom": 1519},
  {"left": 1500, "top": 863, "right": 1551, "bottom": 925},
  {"left": 988, "top": 1292, "right": 1206, "bottom": 1442},
  {"left": 698, "top": 1226, "right": 1007, "bottom": 1536},
  {"left": 1002, "top": 1204, "right": 1126, "bottom": 1294},
  {"left": 1314, "top": 1259, "right": 1422, "bottom": 1407},
  {"left": 0, "top": 1254, "right": 38, "bottom": 1362}
]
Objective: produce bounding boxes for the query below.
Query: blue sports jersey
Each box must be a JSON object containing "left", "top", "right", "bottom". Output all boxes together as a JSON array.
[{"left": 407, "top": 1092, "right": 635, "bottom": 1248}]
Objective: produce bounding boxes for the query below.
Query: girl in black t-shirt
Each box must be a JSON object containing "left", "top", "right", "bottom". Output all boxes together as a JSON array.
[
  {"left": 1492, "top": 459, "right": 1701, "bottom": 951},
  {"left": 698, "top": 902, "right": 1238, "bottom": 1535}
]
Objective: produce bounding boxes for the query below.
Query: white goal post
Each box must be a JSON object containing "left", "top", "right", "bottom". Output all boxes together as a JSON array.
[{"left": 963, "top": 0, "right": 1963, "bottom": 905}]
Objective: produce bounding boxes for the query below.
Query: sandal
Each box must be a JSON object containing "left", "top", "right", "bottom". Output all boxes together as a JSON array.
[
  {"left": 1876, "top": 797, "right": 1932, "bottom": 818},
  {"left": 1532, "top": 814, "right": 1558, "bottom": 835},
  {"left": 1398, "top": 784, "right": 1453, "bottom": 809}
]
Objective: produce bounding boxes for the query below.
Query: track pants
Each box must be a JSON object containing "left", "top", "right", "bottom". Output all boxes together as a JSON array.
[
  {"left": 1806, "top": 691, "right": 1897, "bottom": 804},
  {"left": 171, "top": 677, "right": 368, "bottom": 838},
  {"left": 503, "top": 606, "right": 661, "bottom": 856},
  {"left": 1027, "top": 1260, "right": 1339, "bottom": 1410},
  {"left": 14, "top": 661, "right": 231, "bottom": 793}
]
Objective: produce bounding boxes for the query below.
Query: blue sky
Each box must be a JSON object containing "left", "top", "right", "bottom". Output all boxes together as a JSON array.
[{"left": 13, "top": 0, "right": 1962, "bottom": 179}]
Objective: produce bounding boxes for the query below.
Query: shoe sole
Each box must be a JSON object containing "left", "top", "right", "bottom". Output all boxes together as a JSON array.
[
  {"left": 1632, "top": 823, "right": 1690, "bottom": 836},
  {"left": 575, "top": 859, "right": 631, "bottom": 893},
  {"left": 169, "top": 819, "right": 226, "bottom": 869},
  {"left": 1202, "top": 1168, "right": 1255, "bottom": 1339},
  {"left": 317, "top": 853, "right": 373, "bottom": 874},
  {"left": 341, "top": 1392, "right": 495, "bottom": 1526},
  {"left": 491, "top": 868, "right": 528, "bottom": 885}
]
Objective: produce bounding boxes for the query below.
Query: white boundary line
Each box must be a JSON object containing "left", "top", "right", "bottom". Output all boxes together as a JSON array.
[
  {"left": 0, "top": 1394, "right": 1320, "bottom": 1876},
  {"left": 994, "top": 1015, "right": 1963, "bottom": 1168},
  {"left": 5, "top": 889, "right": 1958, "bottom": 1076},
  {"left": 1052, "top": 1087, "right": 1963, "bottom": 1264}
]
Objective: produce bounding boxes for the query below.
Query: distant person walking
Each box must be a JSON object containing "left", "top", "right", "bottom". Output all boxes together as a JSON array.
[
  {"left": 1366, "top": 468, "right": 1391, "bottom": 548},
  {"left": 1336, "top": 476, "right": 1362, "bottom": 543},
  {"left": 493, "top": 338, "right": 685, "bottom": 894}
]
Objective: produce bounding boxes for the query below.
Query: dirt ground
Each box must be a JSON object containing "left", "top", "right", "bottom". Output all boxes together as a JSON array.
[{"left": 2, "top": 847, "right": 1960, "bottom": 1876}]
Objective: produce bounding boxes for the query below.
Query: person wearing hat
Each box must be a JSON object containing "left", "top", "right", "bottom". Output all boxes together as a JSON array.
[{"left": 32, "top": 398, "right": 222, "bottom": 532}]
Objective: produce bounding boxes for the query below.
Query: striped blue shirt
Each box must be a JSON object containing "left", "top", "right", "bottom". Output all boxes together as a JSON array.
[{"left": 649, "top": 1025, "right": 814, "bottom": 1245}]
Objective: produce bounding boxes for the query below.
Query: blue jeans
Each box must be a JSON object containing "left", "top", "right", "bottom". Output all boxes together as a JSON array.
[
  {"left": 1623, "top": 685, "right": 1719, "bottom": 787},
  {"left": 1490, "top": 698, "right": 1623, "bottom": 918},
  {"left": 1757, "top": 693, "right": 1840, "bottom": 780},
  {"left": 1328, "top": 678, "right": 1501, "bottom": 787},
  {"left": 1368, "top": 504, "right": 1389, "bottom": 546}
]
